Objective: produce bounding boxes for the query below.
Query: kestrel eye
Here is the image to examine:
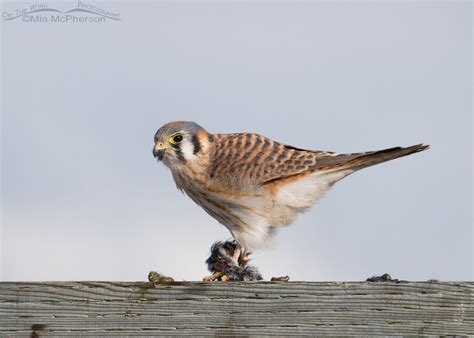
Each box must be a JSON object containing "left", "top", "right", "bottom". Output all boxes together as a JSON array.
[{"left": 170, "top": 134, "right": 183, "bottom": 144}]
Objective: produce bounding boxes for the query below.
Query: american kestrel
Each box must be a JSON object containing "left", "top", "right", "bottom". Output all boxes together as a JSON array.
[{"left": 153, "top": 121, "right": 428, "bottom": 253}]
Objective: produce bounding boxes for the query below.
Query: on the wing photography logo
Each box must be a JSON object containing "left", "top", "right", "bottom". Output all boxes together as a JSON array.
[{"left": 2, "top": 1, "right": 120, "bottom": 23}]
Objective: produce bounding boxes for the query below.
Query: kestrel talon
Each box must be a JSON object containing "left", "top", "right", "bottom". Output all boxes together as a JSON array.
[{"left": 153, "top": 121, "right": 429, "bottom": 251}]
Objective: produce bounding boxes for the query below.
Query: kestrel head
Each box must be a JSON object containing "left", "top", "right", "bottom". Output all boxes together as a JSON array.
[{"left": 153, "top": 121, "right": 207, "bottom": 168}]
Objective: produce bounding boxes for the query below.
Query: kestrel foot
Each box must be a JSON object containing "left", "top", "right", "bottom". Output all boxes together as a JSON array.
[
  {"left": 148, "top": 271, "right": 174, "bottom": 283},
  {"left": 239, "top": 250, "right": 252, "bottom": 265},
  {"left": 205, "top": 240, "right": 263, "bottom": 281},
  {"left": 271, "top": 276, "right": 290, "bottom": 282},
  {"left": 202, "top": 271, "right": 228, "bottom": 282}
]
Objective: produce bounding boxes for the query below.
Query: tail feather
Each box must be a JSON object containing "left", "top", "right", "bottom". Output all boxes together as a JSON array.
[{"left": 316, "top": 143, "right": 430, "bottom": 173}]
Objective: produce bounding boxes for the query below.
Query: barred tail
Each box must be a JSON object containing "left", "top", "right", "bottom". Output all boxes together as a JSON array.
[{"left": 317, "top": 144, "right": 430, "bottom": 173}]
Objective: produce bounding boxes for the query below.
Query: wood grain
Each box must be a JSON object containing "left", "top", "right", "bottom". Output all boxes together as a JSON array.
[{"left": 0, "top": 281, "right": 472, "bottom": 336}]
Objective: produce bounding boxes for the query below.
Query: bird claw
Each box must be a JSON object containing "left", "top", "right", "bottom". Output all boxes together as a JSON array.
[
  {"left": 202, "top": 271, "right": 230, "bottom": 282},
  {"left": 240, "top": 251, "right": 252, "bottom": 263}
]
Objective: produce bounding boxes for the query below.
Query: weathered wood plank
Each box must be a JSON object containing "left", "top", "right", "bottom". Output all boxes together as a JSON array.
[{"left": 0, "top": 281, "right": 472, "bottom": 336}]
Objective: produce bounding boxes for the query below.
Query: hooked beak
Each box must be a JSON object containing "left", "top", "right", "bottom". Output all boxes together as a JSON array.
[{"left": 153, "top": 142, "right": 167, "bottom": 161}]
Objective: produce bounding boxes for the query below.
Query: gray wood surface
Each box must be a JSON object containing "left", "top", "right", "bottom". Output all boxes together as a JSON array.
[{"left": 0, "top": 281, "right": 472, "bottom": 336}]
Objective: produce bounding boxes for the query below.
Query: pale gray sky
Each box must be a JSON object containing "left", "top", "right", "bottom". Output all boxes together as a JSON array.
[{"left": 1, "top": 1, "right": 472, "bottom": 282}]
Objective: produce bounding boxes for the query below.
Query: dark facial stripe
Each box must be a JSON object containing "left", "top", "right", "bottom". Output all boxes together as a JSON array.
[
  {"left": 175, "top": 148, "right": 186, "bottom": 162},
  {"left": 192, "top": 135, "right": 202, "bottom": 155}
]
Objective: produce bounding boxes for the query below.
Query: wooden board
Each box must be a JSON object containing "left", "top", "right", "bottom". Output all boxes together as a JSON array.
[{"left": 0, "top": 281, "right": 473, "bottom": 335}]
